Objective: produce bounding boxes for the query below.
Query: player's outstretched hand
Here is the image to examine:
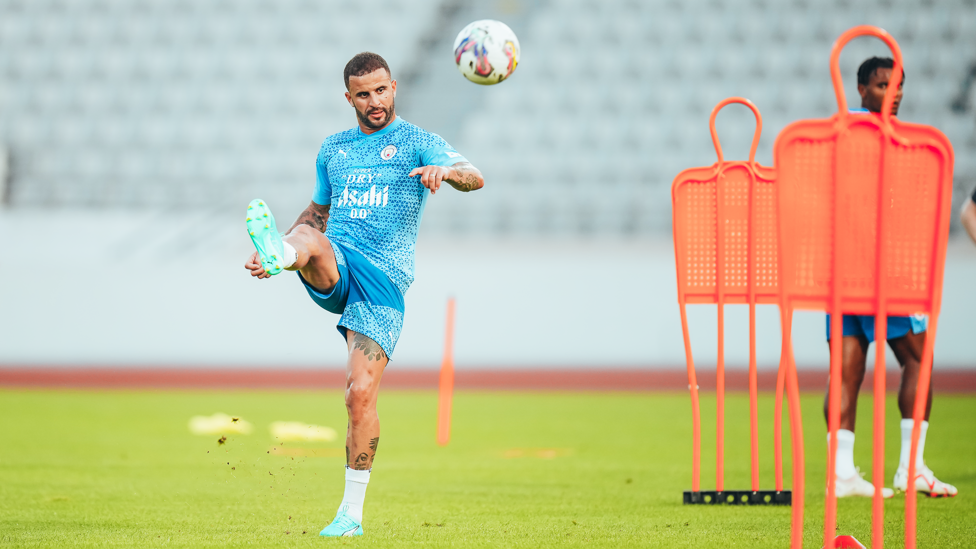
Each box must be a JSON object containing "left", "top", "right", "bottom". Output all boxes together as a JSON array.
[
  {"left": 409, "top": 165, "right": 452, "bottom": 195},
  {"left": 245, "top": 251, "right": 271, "bottom": 279}
]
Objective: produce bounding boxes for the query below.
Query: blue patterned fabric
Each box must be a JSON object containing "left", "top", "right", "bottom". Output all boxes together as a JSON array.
[
  {"left": 298, "top": 241, "right": 405, "bottom": 357},
  {"left": 312, "top": 116, "right": 467, "bottom": 295},
  {"left": 339, "top": 301, "right": 404, "bottom": 358},
  {"left": 826, "top": 314, "right": 928, "bottom": 343}
]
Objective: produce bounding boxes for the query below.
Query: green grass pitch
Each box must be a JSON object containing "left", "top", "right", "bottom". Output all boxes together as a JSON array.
[{"left": 1, "top": 388, "right": 974, "bottom": 547}]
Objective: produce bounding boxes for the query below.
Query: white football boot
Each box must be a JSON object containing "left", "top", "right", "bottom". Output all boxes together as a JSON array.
[
  {"left": 894, "top": 464, "right": 957, "bottom": 498},
  {"left": 835, "top": 468, "right": 894, "bottom": 498}
]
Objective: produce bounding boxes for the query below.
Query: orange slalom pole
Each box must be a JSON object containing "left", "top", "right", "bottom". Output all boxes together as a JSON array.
[
  {"left": 779, "top": 304, "right": 806, "bottom": 549},
  {"left": 773, "top": 348, "right": 786, "bottom": 492},
  {"left": 716, "top": 302, "right": 725, "bottom": 492},
  {"left": 747, "top": 166, "right": 760, "bottom": 493},
  {"left": 680, "top": 304, "right": 702, "bottom": 492},
  {"left": 905, "top": 314, "right": 938, "bottom": 549},
  {"left": 871, "top": 314, "right": 887, "bottom": 549},
  {"left": 715, "top": 173, "right": 726, "bottom": 494},
  {"left": 824, "top": 135, "right": 845, "bottom": 549},
  {"left": 825, "top": 310, "right": 844, "bottom": 549},
  {"left": 773, "top": 290, "right": 790, "bottom": 496},
  {"left": 785, "top": 342, "right": 806, "bottom": 549},
  {"left": 748, "top": 301, "right": 760, "bottom": 491},
  {"left": 871, "top": 141, "right": 890, "bottom": 549},
  {"left": 436, "top": 297, "right": 456, "bottom": 447}
]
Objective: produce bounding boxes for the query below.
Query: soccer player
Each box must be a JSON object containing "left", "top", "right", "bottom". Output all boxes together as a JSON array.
[
  {"left": 244, "top": 52, "right": 484, "bottom": 536},
  {"left": 826, "top": 57, "right": 957, "bottom": 499},
  {"left": 960, "top": 186, "right": 976, "bottom": 244}
]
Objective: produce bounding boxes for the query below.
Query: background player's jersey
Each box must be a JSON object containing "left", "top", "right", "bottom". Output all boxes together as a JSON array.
[{"left": 312, "top": 117, "right": 467, "bottom": 295}]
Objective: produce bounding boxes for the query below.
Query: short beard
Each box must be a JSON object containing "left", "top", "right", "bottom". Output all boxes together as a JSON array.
[{"left": 356, "top": 99, "right": 395, "bottom": 130}]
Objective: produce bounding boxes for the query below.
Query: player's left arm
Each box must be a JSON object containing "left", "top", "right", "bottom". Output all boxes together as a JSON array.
[{"left": 409, "top": 161, "right": 484, "bottom": 195}]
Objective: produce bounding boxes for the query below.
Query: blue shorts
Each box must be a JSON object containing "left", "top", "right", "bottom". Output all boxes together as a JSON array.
[
  {"left": 825, "top": 314, "right": 927, "bottom": 343},
  {"left": 298, "top": 241, "right": 405, "bottom": 358}
]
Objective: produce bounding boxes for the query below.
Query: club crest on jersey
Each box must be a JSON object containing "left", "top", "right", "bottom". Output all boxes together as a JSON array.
[{"left": 380, "top": 145, "right": 397, "bottom": 160}]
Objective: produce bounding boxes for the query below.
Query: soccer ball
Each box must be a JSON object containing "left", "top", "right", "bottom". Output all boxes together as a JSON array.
[{"left": 453, "top": 19, "right": 520, "bottom": 85}]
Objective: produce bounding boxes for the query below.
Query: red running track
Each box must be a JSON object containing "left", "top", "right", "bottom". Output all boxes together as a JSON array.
[{"left": 1, "top": 367, "right": 975, "bottom": 392}]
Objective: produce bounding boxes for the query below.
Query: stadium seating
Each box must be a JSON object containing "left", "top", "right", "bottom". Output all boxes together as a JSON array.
[
  {"left": 0, "top": 0, "right": 973, "bottom": 235},
  {"left": 0, "top": 0, "right": 443, "bottom": 209},
  {"left": 440, "top": 0, "right": 976, "bottom": 234}
]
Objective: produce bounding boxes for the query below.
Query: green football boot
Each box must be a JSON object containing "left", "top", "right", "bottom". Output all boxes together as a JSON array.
[
  {"left": 246, "top": 199, "right": 285, "bottom": 276},
  {"left": 319, "top": 508, "right": 363, "bottom": 537}
]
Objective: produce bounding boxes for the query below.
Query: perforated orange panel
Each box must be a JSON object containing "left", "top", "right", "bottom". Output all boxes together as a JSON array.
[
  {"left": 753, "top": 178, "right": 779, "bottom": 293},
  {"left": 673, "top": 164, "right": 778, "bottom": 304},
  {"left": 675, "top": 177, "right": 717, "bottom": 293},
  {"left": 776, "top": 84, "right": 952, "bottom": 316}
]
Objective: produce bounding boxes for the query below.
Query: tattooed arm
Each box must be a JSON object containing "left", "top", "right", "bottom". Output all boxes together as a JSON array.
[
  {"left": 409, "top": 161, "right": 485, "bottom": 195},
  {"left": 286, "top": 201, "right": 331, "bottom": 234},
  {"left": 443, "top": 161, "right": 484, "bottom": 192}
]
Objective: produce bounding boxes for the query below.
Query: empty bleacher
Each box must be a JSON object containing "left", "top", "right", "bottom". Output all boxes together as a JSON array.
[
  {"left": 0, "top": 0, "right": 441, "bottom": 209},
  {"left": 1, "top": 0, "right": 974, "bottom": 236},
  {"left": 429, "top": 0, "right": 976, "bottom": 234}
]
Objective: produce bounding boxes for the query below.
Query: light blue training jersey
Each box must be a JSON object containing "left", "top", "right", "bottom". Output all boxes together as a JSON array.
[{"left": 312, "top": 116, "right": 467, "bottom": 295}]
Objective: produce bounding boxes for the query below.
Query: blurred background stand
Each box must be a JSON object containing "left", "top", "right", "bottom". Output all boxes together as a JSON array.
[{"left": 0, "top": 0, "right": 974, "bottom": 371}]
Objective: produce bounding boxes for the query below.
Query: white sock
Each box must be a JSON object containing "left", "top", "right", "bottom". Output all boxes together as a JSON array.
[
  {"left": 337, "top": 467, "right": 370, "bottom": 523},
  {"left": 899, "top": 419, "right": 928, "bottom": 470},
  {"left": 280, "top": 241, "right": 298, "bottom": 268},
  {"left": 829, "top": 429, "right": 858, "bottom": 479}
]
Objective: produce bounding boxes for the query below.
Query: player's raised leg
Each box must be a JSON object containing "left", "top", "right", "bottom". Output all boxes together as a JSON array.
[
  {"left": 889, "top": 331, "right": 957, "bottom": 497},
  {"left": 245, "top": 201, "right": 341, "bottom": 293},
  {"left": 320, "top": 330, "right": 387, "bottom": 537}
]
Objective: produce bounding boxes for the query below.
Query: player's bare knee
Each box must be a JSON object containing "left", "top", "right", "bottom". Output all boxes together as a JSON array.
[
  {"left": 344, "top": 383, "right": 375, "bottom": 422},
  {"left": 843, "top": 365, "right": 866, "bottom": 386},
  {"left": 900, "top": 357, "right": 921, "bottom": 376},
  {"left": 287, "top": 224, "right": 331, "bottom": 261},
  {"left": 841, "top": 355, "right": 867, "bottom": 384},
  {"left": 287, "top": 224, "right": 316, "bottom": 248}
]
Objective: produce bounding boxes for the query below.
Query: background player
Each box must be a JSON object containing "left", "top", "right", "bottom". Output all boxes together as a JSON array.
[
  {"left": 826, "top": 57, "right": 957, "bottom": 499},
  {"left": 960, "top": 185, "right": 976, "bottom": 244},
  {"left": 244, "top": 52, "right": 484, "bottom": 536}
]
